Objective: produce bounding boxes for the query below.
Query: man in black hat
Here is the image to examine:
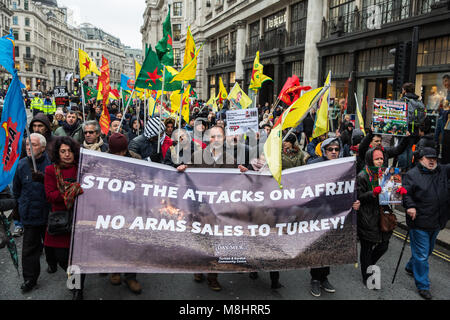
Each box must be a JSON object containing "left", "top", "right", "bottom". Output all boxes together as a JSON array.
[{"left": 402, "top": 147, "right": 450, "bottom": 300}]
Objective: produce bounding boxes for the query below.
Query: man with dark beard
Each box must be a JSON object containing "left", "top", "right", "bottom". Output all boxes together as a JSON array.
[{"left": 53, "top": 111, "right": 84, "bottom": 144}]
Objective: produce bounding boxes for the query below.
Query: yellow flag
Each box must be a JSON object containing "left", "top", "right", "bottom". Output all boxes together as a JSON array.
[
  {"left": 249, "top": 51, "right": 272, "bottom": 91},
  {"left": 312, "top": 72, "right": 332, "bottom": 139},
  {"left": 171, "top": 44, "right": 203, "bottom": 82},
  {"left": 170, "top": 90, "right": 182, "bottom": 114},
  {"left": 356, "top": 99, "right": 366, "bottom": 135},
  {"left": 181, "top": 85, "right": 191, "bottom": 123},
  {"left": 148, "top": 96, "right": 158, "bottom": 116},
  {"left": 281, "top": 87, "right": 323, "bottom": 130},
  {"left": 79, "top": 49, "right": 100, "bottom": 79},
  {"left": 227, "top": 82, "right": 252, "bottom": 110},
  {"left": 134, "top": 60, "right": 142, "bottom": 80},
  {"left": 206, "top": 96, "right": 218, "bottom": 112},
  {"left": 216, "top": 77, "right": 228, "bottom": 105},
  {"left": 264, "top": 120, "right": 283, "bottom": 188},
  {"left": 183, "top": 26, "right": 196, "bottom": 67}
]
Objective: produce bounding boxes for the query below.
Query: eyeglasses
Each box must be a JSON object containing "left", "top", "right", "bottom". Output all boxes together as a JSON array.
[
  {"left": 84, "top": 130, "right": 96, "bottom": 135},
  {"left": 326, "top": 147, "right": 340, "bottom": 152}
]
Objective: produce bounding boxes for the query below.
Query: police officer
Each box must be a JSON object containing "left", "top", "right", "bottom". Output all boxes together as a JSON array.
[{"left": 30, "top": 93, "right": 43, "bottom": 116}]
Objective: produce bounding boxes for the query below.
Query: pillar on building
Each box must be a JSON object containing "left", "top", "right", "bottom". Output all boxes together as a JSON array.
[
  {"left": 32, "top": 77, "right": 36, "bottom": 91},
  {"left": 303, "top": 0, "right": 323, "bottom": 88},
  {"left": 234, "top": 20, "right": 247, "bottom": 87}
]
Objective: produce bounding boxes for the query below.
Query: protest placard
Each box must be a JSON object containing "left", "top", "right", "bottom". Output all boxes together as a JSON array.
[
  {"left": 372, "top": 99, "right": 408, "bottom": 136},
  {"left": 225, "top": 108, "right": 259, "bottom": 136}
]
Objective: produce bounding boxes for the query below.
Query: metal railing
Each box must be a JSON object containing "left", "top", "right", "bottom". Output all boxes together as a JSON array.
[
  {"left": 323, "top": 0, "right": 443, "bottom": 39},
  {"left": 208, "top": 50, "right": 236, "bottom": 67}
]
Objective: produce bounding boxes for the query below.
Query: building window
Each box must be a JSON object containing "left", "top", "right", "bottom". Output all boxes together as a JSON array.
[
  {"left": 357, "top": 46, "right": 395, "bottom": 73},
  {"left": 263, "top": 10, "right": 286, "bottom": 51},
  {"left": 173, "top": 48, "right": 181, "bottom": 66},
  {"left": 211, "top": 39, "right": 217, "bottom": 57},
  {"left": 229, "top": 72, "right": 236, "bottom": 86},
  {"left": 15, "top": 61, "right": 20, "bottom": 71},
  {"left": 417, "top": 36, "right": 450, "bottom": 67},
  {"left": 24, "top": 0, "right": 29, "bottom": 10},
  {"left": 219, "top": 35, "right": 228, "bottom": 55},
  {"left": 328, "top": 0, "right": 355, "bottom": 36},
  {"left": 173, "top": 2, "right": 182, "bottom": 16},
  {"left": 264, "top": 10, "right": 286, "bottom": 31},
  {"left": 13, "top": 30, "right": 18, "bottom": 40},
  {"left": 25, "top": 32, "right": 30, "bottom": 42},
  {"left": 25, "top": 62, "right": 33, "bottom": 72},
  {"left": 209, "top": 75, "right": 216, "bottom": 99},
  {"left": 12, "top": 16, "right": 18, "bottom": 25},
  {"left": 230, "top": 31, "right": 237, "bottom": 53},
  {"left": 14, "top": 46, "right": 19, "bottom": 58},
  {"left": 290, "top": 1, "right": 308, "bottom": 46},
  {"left": 12, "top": 2, "right": 17, "bottom": 9},
  {"left": 292, "top": 60, "right": 304, "bottom": 78},
  {"left": 173, "top": 24, "right": 181, "bottom": 41},
  {"left": 25, "top": 18, "right": 30, "bottom": 27},
  {"left": 361, "top": 0, "right": 412, "bottom": 31},
  {"left": 248, "top": 21, "right": 259, "bottom": 56},
  {"left": 325, "top": 53, "right": 352, "bottom": 78},
  {"left": 25, "top": 47, "right": 31, "bottom": 58}
]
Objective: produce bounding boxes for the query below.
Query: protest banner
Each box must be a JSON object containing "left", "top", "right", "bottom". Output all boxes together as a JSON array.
[
  {"left": 53, "top": 86, "right": 69, "bottom": 107},
  {"left": 225, "top": 108, "right": 259, "bottom": 136},
  {"left": 372, "top": 99, "right": 408, "bottom": 136},
  {"left": 69, "top": 149, "right": 357, "bottom": 274}
]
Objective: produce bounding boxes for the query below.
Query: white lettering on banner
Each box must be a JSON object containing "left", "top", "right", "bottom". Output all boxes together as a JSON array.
[
  {"left": 81, "top": 175, "right": 355, "bottom": 203},
  {"left": 93, "top": 215, "right": 349, "bottom": 237}
]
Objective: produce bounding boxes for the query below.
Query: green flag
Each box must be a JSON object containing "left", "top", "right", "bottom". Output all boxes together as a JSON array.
[
  {"left": 155, "top": 7, "right": 174, "bottom": 66},
  {"left": 189, "top": 86, "right": 198, "bottom": 99},
  {"left": 122, "top": 89, "right": 132, "bottom": 106},
  {"left": 83, "top": 85, "right": 98, "bottom": 100},
  {"left": 135, "top": 47, "right": 181, "bottom": 91}
]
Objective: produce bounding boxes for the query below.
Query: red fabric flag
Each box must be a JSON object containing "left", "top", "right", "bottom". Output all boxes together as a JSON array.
[
  {"left": 98, "top": 56, "right": 111, "bottom": 135},
  {"left": 278, "top": 76, "right": 300, "bottom": 105}
]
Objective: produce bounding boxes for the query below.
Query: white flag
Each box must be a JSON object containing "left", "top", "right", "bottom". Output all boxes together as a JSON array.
[{"left": 65, "top": 73, "right": 73, "bottom": 81}]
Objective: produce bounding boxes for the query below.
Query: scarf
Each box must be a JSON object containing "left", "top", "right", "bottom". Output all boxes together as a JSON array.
[
  {"left": 54, "top": 164, "right": 83, "bottom": 210},
  {"left": 62, "top": 121, "right": 79, "bottom": 135},
  {"left": 365, "top": 166, "right": 383, "bottom": 190},
  {"left": 83, "top": 139, "right": 104, "bottom": 151}
]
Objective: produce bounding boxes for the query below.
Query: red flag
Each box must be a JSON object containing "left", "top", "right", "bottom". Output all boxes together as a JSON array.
[
  {"left": 278, "top": 76, "right": 300, "bottom": 105},
  {"left": 98, "top": 56, "right": 111, "bottom": 135}
]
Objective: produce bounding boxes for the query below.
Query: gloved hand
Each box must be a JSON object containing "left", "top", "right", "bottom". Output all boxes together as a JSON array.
[
  {"left": 32, "top": 171, "right": 45, "bottom": 183},
  {"left": 396, "top": 187, "right": 407, "bottom": 195},
  {"left": 373, "top": 186, "right": 382, "bottom": 196}
]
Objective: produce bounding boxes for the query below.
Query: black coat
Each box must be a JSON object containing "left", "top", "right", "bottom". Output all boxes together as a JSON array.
[
  {"left": 128, "top": 134, "right": 162, "bottom": 163},
  {"left": 402, "top": 163, "right": 450, "bottom": 231},
  {"left": 13, "top": 153, "right": 52, "bottom": 226},
  {"left": 356, "top": 149, "right": 392, "bottom": 243}
]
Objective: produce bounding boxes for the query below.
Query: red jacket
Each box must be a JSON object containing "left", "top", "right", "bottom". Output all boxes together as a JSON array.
[
  {"left": 44, "top": 164, "right": 78, "bottom": 248},
  {"left": 161, "top": 135, "right": 173, "bottom": 159}
]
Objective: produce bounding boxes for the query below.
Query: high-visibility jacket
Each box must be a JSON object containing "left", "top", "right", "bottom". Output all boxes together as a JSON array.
[
  {"left": 42, "top": 98, "right": 56, "bottom": 115},
  {"left": 30, "top": 97, "right": 43, "bottom": 112}
]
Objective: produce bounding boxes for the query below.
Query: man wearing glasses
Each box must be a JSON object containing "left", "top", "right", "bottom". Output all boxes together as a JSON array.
[
  {"left": 307, "top": 137, "right": 361, "bottom": 297},
  {"left": 81, "top": 120, "right": 108, "bottom": 152}
]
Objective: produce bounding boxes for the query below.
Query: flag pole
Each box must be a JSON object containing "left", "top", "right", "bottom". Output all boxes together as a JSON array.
[
  {"left": 80, "top": 80, "right": 86, "bottom": 123},
  {"left": 157, "top": 66, "right": 166, "bottom": 153},
  {"left": 178, "top": 81, "right": 185, "bottom": 146},
  {"left": 120, "top": 87, "right": 124, "bottom": 114},
  {"left": 117, "top": 88, "right": 135, "bottom": 133}
]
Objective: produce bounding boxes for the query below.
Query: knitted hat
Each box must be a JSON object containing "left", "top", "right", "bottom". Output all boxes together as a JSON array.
[
  {"left": 284, "top": 133, "right": 297, "bottom": 145},
  {"left": 108, "top": 133, "right": 128, "bottom": 154},
  {"left": 144, "top": 117, "right": 166, "bottom": 139}
]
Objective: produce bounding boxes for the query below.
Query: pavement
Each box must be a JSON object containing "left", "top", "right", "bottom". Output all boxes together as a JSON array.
[{"left": 393, "top": 206, "right": 450, "bottom": 250}]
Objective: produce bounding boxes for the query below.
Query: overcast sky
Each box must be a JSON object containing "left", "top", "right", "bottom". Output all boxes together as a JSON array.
[{"left": 58, "top": 0, "right": 146, "bottom": 49}]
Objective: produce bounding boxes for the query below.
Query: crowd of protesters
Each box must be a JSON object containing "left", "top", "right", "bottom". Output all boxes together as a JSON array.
[{"left": 0, "top": 77, "right": 449, "bottom": 300}]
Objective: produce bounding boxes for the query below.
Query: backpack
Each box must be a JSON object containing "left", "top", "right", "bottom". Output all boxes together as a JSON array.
[{"left": 404, "top": 97, "right": 426, "bottom": 134}]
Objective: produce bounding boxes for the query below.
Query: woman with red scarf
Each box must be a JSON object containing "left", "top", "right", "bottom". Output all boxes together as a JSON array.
[
  {"left": 356, "top": 146, "right": 406, "bottom": 288},
  {"left": 44, "top": 136, "right": 84, "bottom": 300}
]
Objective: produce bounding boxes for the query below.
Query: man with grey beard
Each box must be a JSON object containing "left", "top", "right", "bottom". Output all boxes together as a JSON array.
[{"left": 403, "top": 147, "right": 450, "bottom": 300}]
